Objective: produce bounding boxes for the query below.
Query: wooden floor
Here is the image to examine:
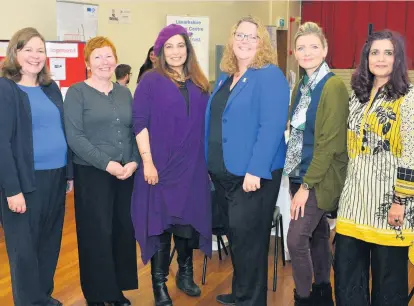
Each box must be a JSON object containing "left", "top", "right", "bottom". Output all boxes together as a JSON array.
[{"left": 1, "top": 192, "right": 414, "bottom": 306}]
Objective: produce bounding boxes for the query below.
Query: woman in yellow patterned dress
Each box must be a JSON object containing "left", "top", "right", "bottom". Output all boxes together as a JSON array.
[{"left": 335, "top": 30, "right": 414, "bottom": 306}]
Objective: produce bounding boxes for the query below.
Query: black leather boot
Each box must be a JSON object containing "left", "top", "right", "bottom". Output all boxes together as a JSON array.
[
  {"left": 311, "top": 283, "right": 334, "bottom": 306},
  {"left": 294, "top": 290, "right": 313, "bottom": 306},
  {"left": 174, "top": 236, "right": 201, "bottom": 297},
  {"left": 151, "top": 232, "right": 173, "bottom": 306}
]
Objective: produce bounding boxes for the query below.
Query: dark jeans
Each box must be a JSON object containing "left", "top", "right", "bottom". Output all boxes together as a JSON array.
[
  {"left": 210, "top": 169, "right": 282, "bottom": 306},
  {"left": 0, "top": 168, "right": 66, "bottom": 306},
  {"left": 334, "top": 234, "right": 408, "bottom": 306},
  {"left": 74, "top": 164, "right": 138, "bottom": 303},
  {"left": 287, "top": 183, "right": 331, "bottom": 298}
]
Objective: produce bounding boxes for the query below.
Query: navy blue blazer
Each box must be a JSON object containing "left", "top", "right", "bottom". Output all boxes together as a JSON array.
[
  {"left": 0, "top": 77, "right": 73, "bottom": 197},
  {"left": 205, "top": 64, "right": 290, "bottom": 179}
]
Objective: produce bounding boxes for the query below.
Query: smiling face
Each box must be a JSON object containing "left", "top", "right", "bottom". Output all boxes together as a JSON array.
[
  {"left": 88, "top": 46, "right": 117, "bottom": 80},
  {"left": 232, "top": 21, "right": 259, "bottom": 64},
  {"left": 294, "top": 34, "right": 327, "bottom": 73},
  {"left": 163, "top": 34, "right": 187, "bottom": 70},
  {"left": 368, "top": 39, "right": 394, "bottom": 81},
  {"left": 16, "top": 36, "right": 47, "bottom": 78}
]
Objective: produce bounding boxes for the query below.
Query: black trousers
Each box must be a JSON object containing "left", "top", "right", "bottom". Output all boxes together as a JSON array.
[
  {"left": 334, "top": 234, "right": 409, "bottom": 306},
  {"left": 74, "top": 164, "right": 138, "bottom": 302},
  {"left": 0, "top": 168, "right": 66, "bottom": 306},
  {"left": 211, "top": 169, "right": 282, "bottom": 306}
]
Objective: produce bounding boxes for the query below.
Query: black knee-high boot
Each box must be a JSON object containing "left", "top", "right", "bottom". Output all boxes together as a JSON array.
[
  {"left": 151, "top": 232, "right": 173, "bottom": 306},
  {"left": 294, "top": 290, "right": 313, "bottom": 306},
  {"left": 311, "top": 283, "right": 334, "bottom": 306},
  {"left": 173, "top": 235, "right": 201, "bottom": 297}
]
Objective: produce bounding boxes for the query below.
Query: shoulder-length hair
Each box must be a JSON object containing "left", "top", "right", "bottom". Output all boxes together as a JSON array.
[
  {"left": 156, "top": 34, "right": 209, "bottom": 93},
  {"left": 351, "top": 30, "right": 410, "bottom": 103},
  {"left": 1, "top": 27, "right": 51, "bottom": 85},
  {"left": 220, "top": 16, "right": 277, "bottom": 74}
]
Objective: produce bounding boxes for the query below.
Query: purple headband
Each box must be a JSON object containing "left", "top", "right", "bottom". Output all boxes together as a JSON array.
[{"left": 154, "top": 24, "right": 189, "bottom": 55}]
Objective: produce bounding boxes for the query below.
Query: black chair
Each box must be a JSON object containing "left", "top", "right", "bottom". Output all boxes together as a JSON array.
[
  {"left": 272, "top": 206, "right": 286, "bottom": 292},
  {"left": 169, "top": 228, "right": 229, "bottom": 285}
]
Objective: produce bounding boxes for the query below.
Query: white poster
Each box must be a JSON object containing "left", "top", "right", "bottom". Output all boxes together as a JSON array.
[
  {"left": 84, "top": 5, "right": 98, "bottom": 20},
  {"left": 50, "top": 58, "right": 66, "bottom": 81},
  {"left": 109, "top": 9, "right": 132, "bottom": 24},
  {"left": 108, "top": 9, "right": 119, "bottom": 23},
  {"left": 119, "top": 9, "right": 132, "bottom": 24},
  {"left": 0, "top": 41, "right": 8, "bottom": 57},
  {"left": 166, "top": 16, "right": 210, "bottom": 80},
  {"left": 46, "top": 42, "right": 78, "bottom": 58},
  {"left": 57, "top": 2, "right": 98, "bottom": 41}
]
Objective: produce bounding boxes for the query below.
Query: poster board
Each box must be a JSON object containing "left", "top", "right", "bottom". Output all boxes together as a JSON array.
[
  {"left": 56, "top": 1, "right": 98, "bottom": 41},
  {"left": 166, "top": 15, "right": 210, "bottom": 80},
  {"left": 0, "top": 41, "right": 87, "bottom": 99}
]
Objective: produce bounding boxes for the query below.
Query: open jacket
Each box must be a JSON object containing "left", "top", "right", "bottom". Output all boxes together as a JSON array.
[
  {"left": 289, "top": 74, "right": 349, "bottom": 211},
  {"left": 0, "top": 77, "right": 73, "bottom": 197}
]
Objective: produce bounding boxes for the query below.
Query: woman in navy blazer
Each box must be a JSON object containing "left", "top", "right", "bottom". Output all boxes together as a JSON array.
[
  {"left": 0, "top": 28, "right": 73, "bottom": 306},
  {"left": 206, "top": 16, "right": 290, "bottom": 306}
]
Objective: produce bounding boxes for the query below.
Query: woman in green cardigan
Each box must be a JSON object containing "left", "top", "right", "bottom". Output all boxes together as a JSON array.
[{"left": 284, "top": 22, "right": 349, "bottom": 306}]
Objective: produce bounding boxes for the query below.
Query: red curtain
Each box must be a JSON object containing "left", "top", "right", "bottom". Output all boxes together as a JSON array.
[{"left": 302, "top": 1, "right": 414, "bottom": 69}]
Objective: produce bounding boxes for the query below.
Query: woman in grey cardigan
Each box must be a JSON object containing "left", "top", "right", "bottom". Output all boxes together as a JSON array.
[{"left": 64, "top": 36, "right": 139, "bottom": 306}]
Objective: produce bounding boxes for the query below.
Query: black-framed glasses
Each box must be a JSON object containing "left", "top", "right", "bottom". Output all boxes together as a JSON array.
[{"left": 234, "top": 32, "right": 259, "bottom": 43}]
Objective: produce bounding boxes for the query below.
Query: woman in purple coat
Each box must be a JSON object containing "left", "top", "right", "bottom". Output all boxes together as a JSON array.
[{"left": 132, "top": 24, "right": 211, "bottom": 306}]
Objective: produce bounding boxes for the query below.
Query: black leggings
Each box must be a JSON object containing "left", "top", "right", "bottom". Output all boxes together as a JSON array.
[{"left": 334, "top": 234, "right": 408, "bottom": 306}]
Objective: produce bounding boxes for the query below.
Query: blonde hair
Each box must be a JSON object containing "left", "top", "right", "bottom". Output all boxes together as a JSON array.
[
  {"left": 294, "top": 22, "right": 328, "bottom": 49},
  {"left": 220, "top": 16, "right": 277, "bottom": 74},
  {"left": 1, "top": 27, "right": 51, "bottom": 85}
]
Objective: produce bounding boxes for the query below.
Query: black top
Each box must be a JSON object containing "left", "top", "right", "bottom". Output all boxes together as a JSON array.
[
  {"left": 0, "top": 78, "right": 73, "bottom": 197},
  {"left": 170, "top": 79, "right": 193, "bottom": 239},
  {"left": 177, "top": 81, "right": 190, "bottom": 115},
  {"left": 166, "top": 81, "right": 197, "bottom": 242},
  {"left": 207, "top": 76, "right": 233, "bottom": 175}
]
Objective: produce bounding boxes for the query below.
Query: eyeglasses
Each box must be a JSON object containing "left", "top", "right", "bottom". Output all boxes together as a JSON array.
[{"left": 234, "top": 32, "right": 259, "bottom": 43}]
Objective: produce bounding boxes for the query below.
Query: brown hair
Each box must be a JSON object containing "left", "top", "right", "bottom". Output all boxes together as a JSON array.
[
  {"left": 156, "top": 34, "right": 209, "bottom": 93},
  {"left": 84, "top": 36, "right": 118, "bottom": 65},
  {"left": 220, "top": 16, "right": 277, "bottom": 75},
  {"left": 1, "top": 27, "right": 51, "bottom": 85}
]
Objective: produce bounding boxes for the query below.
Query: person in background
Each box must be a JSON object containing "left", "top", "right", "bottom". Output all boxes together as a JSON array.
[
  {"left": 137, "top": 46, "right": 156, "bottom": 83},
  {"left": 335, "top": 30, "right": 414, "bottom": 306},
  {"left": 0, "top": 27, "right": 73, "bottom": 306},
  {"left": 132, "top": 24, "right": 211, "bottom": 306},
  {"left": 206, "top": 16, "right": 290, "bottom": 306},
  {"left": 115, "top": 64, "right": 132, "bottom": 87},
  {"left": 64, "top": 37, "right": 139, "bottom": 306},
  {"left": 284, "top": 22, "right": 349, "bottom": 306}
]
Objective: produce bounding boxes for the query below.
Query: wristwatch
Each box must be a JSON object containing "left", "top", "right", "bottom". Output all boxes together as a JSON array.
[{"left": 301, "top": 183, "right": 312, "bottom": 190}]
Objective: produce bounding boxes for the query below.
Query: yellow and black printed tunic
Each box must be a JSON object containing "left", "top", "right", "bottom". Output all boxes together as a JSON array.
[{"left": 337, "top": 85, "right": 414, "bottom": 253}]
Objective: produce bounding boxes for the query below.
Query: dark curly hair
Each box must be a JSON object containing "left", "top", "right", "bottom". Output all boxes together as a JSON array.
[{"left": 351, "top": 30, "right": 410, "bottom": 103}]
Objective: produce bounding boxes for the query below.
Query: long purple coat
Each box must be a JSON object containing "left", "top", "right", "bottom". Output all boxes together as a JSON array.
[{"left": 132, "top": 70, "right": 212, "bottom": 264}]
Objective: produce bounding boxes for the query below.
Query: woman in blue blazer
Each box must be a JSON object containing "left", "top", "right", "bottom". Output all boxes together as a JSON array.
[{"left": 206, "top": 16, "right": 290, "bottom": 306}]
